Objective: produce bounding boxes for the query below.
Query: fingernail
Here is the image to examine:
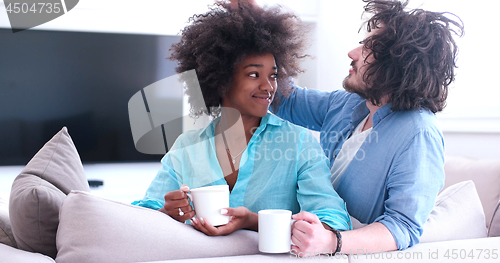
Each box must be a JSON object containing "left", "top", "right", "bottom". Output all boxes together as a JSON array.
[
  {"left": 200, "top": 218, "right": 205, "bottom": 225},
  {"left": 191, "top": 218, "right": 197, "bottom": 225},
  {"left": 220, "top": 208, "right": 228, "bottom": 215},
  {"left": 181, "top": 185, "right": 189, "bottom": 191}
]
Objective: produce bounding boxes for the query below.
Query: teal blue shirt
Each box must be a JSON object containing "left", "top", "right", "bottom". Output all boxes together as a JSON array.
[{"left": 133, "top": 113, "right": 351, "bottom": 231}]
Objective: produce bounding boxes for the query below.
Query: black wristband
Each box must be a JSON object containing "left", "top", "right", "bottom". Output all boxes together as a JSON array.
[{"left": 330, "top": 228, "right": 342, "bottom": 254}]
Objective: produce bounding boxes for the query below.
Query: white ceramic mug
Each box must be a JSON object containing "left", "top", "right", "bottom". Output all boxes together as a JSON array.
[
  {"left": 187, "top": 185, "right": 230, "bottom": 227},
  {"left": 258, "top": 209, "right": 295, "bottom": 253}
]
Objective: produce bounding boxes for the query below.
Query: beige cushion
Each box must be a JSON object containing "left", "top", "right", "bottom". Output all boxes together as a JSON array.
[
  {"left": 56, "top": 191, "right": 259, "bottom": 263},
  {"left": 0, "top": 243, "right": 55, "bottom": 263},
  {"left": 444, "top": 156, "right": 500, "bottom": 229},
  {"left": 9, "top": 127, "right": 89, "bottom": 258},
  {"left": 0, "top": 193, "right": 16, "bottom": 248},
  {"left": 489, "top": 200, "right": 500, "bottom": 237},
  {"left": 420, "top": 181, "right": 487, "bottom": 243}
]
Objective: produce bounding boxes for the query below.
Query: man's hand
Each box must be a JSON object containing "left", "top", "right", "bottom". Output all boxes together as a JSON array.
[
  {"left": 291, "top": 211, "right": 337, "bottom": 257},
  {"left": 191, "top": 206, "right": 257, "bottom": 236},
  {"left": 158, "top": 184, "right": 195, "bottom": 222},
  {"left": 227, "top": 0, "right": 258, "bottom": 9}
]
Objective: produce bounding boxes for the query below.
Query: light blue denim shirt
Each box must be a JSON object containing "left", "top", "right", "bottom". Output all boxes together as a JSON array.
[
  {"left": 133, "top": 113, "right": 351, "bottom": 231},
  {"left": 274, "top": 87, "right": 445, "bottom": 250}
]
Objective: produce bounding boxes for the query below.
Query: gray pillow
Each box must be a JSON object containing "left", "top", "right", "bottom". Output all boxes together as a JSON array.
[
  {"left": 9, "top": 175, "right": 65, "bottom": 258},
  {"left": 56, "top": 191, "right": 259, "bottom": 263},
  {"left": 18, "top": 127, "right": 89, "bottom": 194},
  {"left": 9, "top": 127, "right": 89, "bottom": 258}
]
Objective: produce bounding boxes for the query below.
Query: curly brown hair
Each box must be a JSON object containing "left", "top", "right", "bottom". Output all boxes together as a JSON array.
[
  {"left": 169, "top": 1, "right": 308, "bottom": 118},
  {"left": 361, "top": 0, "right": 464, "bottom": 113}
]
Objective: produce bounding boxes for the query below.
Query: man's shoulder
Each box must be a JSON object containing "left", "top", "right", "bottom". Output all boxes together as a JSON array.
[
  {"left": 292, "top": 86, "right": 361, "bottom": 104},
  {"left": 392, "top": 109, "right": 442, "bottom": 135}
]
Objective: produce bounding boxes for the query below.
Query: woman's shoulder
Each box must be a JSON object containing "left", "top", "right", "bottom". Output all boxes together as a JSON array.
[
  {"left": 170, "top": 123, "right": 213, "bottom": 149},
  {"left": 266, "top": 113, "right": 318, "bottom": 143}
]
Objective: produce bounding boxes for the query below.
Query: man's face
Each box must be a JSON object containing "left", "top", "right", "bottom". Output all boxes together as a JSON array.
[{"left": 343, "top": 29, "right": 378, "bottom": 98}]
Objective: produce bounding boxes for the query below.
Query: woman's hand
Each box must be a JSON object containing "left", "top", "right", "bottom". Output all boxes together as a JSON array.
[
  {"left": 291, "top": 211, "right": 337, "bottom": 257},
  {"left": 191, "top": 206, "right": 257, "bottom": 236},
  {"left": 158, "top": 184, "right": 195, "bottom": 223}
]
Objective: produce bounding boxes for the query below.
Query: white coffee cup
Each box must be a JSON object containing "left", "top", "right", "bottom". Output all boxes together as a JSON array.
[
  {"left": 187, "top": 185, "right": 230, "bottom": 227},
  {"left": 258, "top": 209, "right": 295, "bottom": 253}
]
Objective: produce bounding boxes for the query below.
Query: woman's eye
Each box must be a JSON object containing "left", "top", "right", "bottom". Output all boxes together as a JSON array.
[
  {"left": 249, "top": 73, "right": 258, "bottom": 78},
  {"left": 270, "top": 73, "right": 278, "bottom": 80}
]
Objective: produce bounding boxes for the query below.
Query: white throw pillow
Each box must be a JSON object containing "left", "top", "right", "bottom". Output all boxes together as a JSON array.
[
  {"left": 420, "top": 180, "right": 488, "bottom": 243},
  {"left": 56, "top": 191, "right": 259, "bottom": 263}
]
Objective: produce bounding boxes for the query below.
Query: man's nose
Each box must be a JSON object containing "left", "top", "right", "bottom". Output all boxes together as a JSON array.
[{"left": 348, "top": 45, "right": 363, "bottom": 60}]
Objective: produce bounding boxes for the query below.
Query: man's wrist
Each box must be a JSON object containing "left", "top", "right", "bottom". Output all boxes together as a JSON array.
[{"left": 329, "top": 228, "right": 342, "bottom": 254}]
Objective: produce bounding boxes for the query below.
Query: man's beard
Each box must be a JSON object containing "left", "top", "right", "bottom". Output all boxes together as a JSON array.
[{"left": 342, "top": 75, "right": 369, "bottom": 100}]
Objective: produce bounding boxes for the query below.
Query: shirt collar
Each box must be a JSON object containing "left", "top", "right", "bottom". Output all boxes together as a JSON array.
[
  {"left": 373, "top": 103, "right": 393, "bottom": 126},
  {"left": 351, "top": 101, "right": 393, "bottom": 130},
  {"left": 198, "top": 112, "right": 283, "bottom": 139}
]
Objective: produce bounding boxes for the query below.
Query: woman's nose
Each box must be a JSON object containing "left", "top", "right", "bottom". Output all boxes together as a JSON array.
[{"left": 261, "top": 78, "right": 275, "bottom": 92}]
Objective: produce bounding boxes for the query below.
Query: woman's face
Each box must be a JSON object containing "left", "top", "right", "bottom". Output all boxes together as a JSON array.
[{"left": 222, "top": 53, "right": 277, "bottom": 118}]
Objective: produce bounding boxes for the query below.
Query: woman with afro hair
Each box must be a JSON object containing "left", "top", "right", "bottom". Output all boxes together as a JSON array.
[{"left": 133, "top": 1, "right": 351, "bottom": 241}]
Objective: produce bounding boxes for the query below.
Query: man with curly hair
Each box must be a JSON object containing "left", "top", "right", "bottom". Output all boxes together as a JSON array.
[
  {"left": 267, "top": 0, "right": 464, "bottom": 254},
  {"left": 133, "top": 1, "right": 351, "bottom": 239}
]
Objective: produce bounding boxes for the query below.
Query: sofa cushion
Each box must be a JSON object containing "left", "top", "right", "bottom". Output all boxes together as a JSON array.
[
  {"left": 420, "top": 180, "right": 487, "bottom": 243},
  {"left": 9, "top": 127, "right": 89, "bottom": 258},
  {"left": 9, "top": 175, "right": 65, "bottom": 258},
  {"left": 0, "top": 193, "right": 16, "bottom": 248},
  {"left": 16, "top": 127, "right": 89, "bottom": 194},
  {"left": 0, "top": 243, "right": 55, "bottom": 263},
  {"left": 444, "top": 156, "right": 500, "bottom": 229},
  {"left": 56, "top": 191, "right": 259, "bottom": 263},
  {"left": 148, "top": 253, "right": 350, "bottom": 262},
  {"left": 489, "top": 200, "right": 500, "bottom": 237}
]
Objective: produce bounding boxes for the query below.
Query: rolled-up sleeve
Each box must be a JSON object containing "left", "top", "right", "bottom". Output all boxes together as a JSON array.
[{"left": 375, "top": 129, "right": 444, "bottom": 249}]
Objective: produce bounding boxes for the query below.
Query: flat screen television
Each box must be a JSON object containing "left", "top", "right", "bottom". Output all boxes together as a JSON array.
[{"left": 0, "top": 28, "right": 182, "bottom": 165}]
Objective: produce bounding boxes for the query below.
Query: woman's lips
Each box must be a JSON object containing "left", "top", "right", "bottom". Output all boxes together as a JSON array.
[{"left": 253, "top": 95, "right": 272, "bottom": 104}]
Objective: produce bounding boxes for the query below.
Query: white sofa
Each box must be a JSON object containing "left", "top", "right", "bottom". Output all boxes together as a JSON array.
[{"left": 1, "top": 127, "right": 499, "bottom": 263}]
